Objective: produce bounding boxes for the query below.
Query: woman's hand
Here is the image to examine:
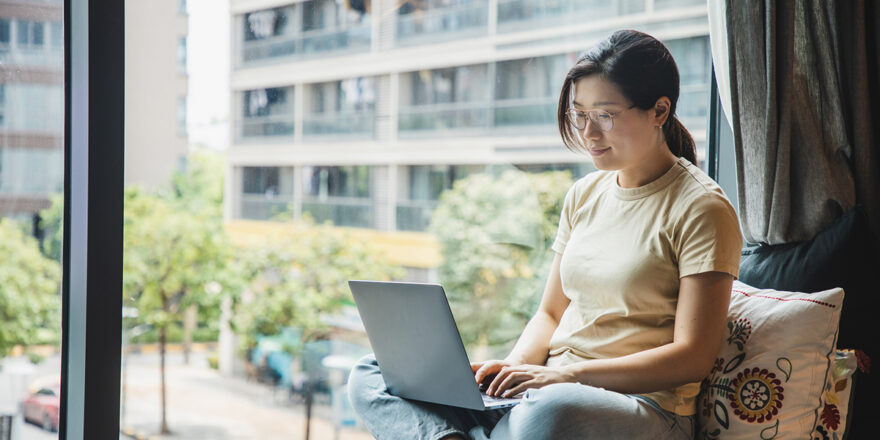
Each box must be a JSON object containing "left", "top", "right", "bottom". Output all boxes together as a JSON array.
[{"left": 472, "top": 360, "right": 577, "bottom": 398}]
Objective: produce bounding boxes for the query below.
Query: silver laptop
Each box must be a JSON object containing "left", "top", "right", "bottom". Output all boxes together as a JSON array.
[{"left": 348, "top": 280, "right": 523, "bottom": 410}]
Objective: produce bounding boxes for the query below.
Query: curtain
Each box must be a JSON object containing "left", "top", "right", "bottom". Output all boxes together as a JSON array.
[{"left": 710, "top": 0, "right": 880, "bottom": 245}]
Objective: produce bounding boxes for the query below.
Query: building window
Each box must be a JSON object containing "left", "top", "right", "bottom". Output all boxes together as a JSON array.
[
  {"left": 240, "top": 87, "right": 294, "bottom": 138},
  {"left": 177, "top": 36, "right": 187, "bottom": 74},
  {"left": 304, "top": 77, "right": 376, "bottom": 138},
  {"left": 0, "top": 19, "right": 10, "bottom": 47},
  {"left": 177, "top": 97, "right": 187, "bottom": 135},
  {"left": 243, "top": 7, "right": 291, "bottom": 41},
  {"left": 0, "top": 84, "right": 5, "bottom": 126},
  {"left": 50, "top": 22, "right": 62, "bottom": 48},
  {"left": 17, "top": 20, "right": 45, "bottom": 48},
  {"left": 302, "top": 165, "right": 371, "bottom": 198},
  {"left": 178, "top": 0, "right": 187, "bottom": 15},
  {"left": 400, "top": 64, "right": 490, "bottom": 131},
  {"left": 243, "top": 167, "right": 280, "bottom": 195}
]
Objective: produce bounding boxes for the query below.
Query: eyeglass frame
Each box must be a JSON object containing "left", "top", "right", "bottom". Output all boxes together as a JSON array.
[{"left": 566, "top": 104, "right": 638, "bottom": 132}]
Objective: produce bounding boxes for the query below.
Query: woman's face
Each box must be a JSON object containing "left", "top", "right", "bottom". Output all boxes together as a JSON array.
[{"left": 571, "top": 75, "right": 668, "bottom": 172}]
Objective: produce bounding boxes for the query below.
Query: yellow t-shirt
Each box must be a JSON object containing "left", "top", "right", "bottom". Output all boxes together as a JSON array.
[{"left": 546, "top": 157, "right": 743, "bottom": 416}]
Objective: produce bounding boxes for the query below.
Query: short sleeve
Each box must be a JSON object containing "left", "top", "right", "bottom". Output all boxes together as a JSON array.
[
  {"left": 551, "top": 183, "right": 580, "bottom": 254},
  {"left": 675, "top": 194, "right": 743, "bottom": 278}
]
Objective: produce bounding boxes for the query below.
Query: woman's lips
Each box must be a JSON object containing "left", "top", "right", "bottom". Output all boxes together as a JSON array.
[{"left": 588, "top": 146, "right": 611, "bottom": 156}]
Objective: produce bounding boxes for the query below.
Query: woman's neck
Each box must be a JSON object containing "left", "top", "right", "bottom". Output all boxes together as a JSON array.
[{"left": 616, "top": 147, "right": 679, "bottom": 189}]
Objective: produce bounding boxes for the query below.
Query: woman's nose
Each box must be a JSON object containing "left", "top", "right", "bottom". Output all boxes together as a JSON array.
[{"left": 581, "top": 119, "right": 602, "bottom": 140}]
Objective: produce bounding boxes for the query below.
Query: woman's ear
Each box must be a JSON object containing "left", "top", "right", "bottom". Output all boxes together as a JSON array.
[{"left": 653, "top": 96, "right": 671, "bottom": 127}]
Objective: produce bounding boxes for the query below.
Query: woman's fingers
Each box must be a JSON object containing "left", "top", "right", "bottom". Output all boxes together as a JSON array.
[
  {"left": 474, "top": 360, "right": 506, "bottom": 385},
  {"left": 491, "top": 370, "right": 528, "bottom": 397},
  {"left": 502, "top": 379, "right": 535, "bottom": 398}
]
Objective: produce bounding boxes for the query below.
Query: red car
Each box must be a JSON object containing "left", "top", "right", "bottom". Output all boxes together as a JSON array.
[{"left": 20, "top": 386, "right": 60, "bottom": 432}]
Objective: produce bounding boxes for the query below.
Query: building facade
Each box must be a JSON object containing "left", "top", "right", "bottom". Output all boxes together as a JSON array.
[
  {"left": 124, "top": 0, "right": 190, "bottom": 188},
  {"left": 0, "top": 0, "right": 64, "bottom": 221},
  {"left": 225, "top": 0, "right": 711, "bottom": 237}
]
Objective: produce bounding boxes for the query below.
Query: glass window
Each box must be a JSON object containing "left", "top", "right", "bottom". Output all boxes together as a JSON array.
[
  {"left": 179, "top": 0, "right": 188, "bottom": 15},
  {"left": 239, "top": 87, "right": 294, "bottom": 138},
  {"left": 32, "top": 21, "right": 44, "bottom": 46},
  {"left": 302, "top": 165, "right": 371, "bottom": 198},
  {"left": 243, "top": 7, "right": 291, "bottom": 41},
  {"left": 177, "top": 36, "right": 187, "bottom": 74},
  {"left": 0, "top": 6, "right": 63, "bottom": 437},
  {"left": 50, "top": 22, "right": 62, "bottom": 48},
  {"left": 243, "top": 167, "right": 280, "bottom": 195},
  {"left": 177, "top": 96, "right": 187, "bottom": 135},
  {"left": 0, "top": 19, "right": 10, "bottom": 45}
]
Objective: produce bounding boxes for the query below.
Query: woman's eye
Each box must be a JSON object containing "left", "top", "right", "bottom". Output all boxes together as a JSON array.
[{"left": 598, "top": 114, "right": 612, "bottom": 120}]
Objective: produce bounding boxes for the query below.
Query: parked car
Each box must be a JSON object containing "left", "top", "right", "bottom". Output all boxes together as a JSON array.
[{"left": 20, "top": 386, "right": 60, "bottom": 432}]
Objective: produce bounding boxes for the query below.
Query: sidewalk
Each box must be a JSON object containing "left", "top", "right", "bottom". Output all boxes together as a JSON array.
[{"left": 120, "top": 352, "right": 372, "bottom": 440}]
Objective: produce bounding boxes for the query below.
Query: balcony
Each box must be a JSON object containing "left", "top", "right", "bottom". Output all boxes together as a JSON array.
[
  {"left": 395, "top": 1, "right": 488, "bottom": 46},
  {"left": 240, "top": 194, "right": 293, "bottom": 220},
  {"left": 398, "top": 101, "right": 490, "bottom": 134},
  {"left": 398, "top": 97, "right": 559, "bottom": 135},
  {"left": 492, "top": 96, "right": 557, "bottom": 132},
  {"left": 497, "top": 0, "right": 644, "bottom": 32},
  {"left": 237, "top": 114, "right": 295, "bottom": 140},
  {"left": 302, "top": 109, "right": 375, "bottom": 140},
  {"left": 396, "top": 200, "right": 438, "bottom": 232},
  {"left": 301, "top": 197, "right": 372, "bottom": 228},
  {"left": 241, "top": 23, "right": 371, "bottom": 66},
  {"left": 0, "top": 47, "right": 63, "bottom": 68}
]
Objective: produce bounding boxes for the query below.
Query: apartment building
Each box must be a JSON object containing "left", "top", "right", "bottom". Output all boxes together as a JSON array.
[
  {"left": 225, "top": 0, "right": 711, "bottom": 256},
  {"left": 125, "top": 0, "right": 190, "bottom": 187},
  {"left": 0, "top": 0, "right": 64, "bottom": 221}
]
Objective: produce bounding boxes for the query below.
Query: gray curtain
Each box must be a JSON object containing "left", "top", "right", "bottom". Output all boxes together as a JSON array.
[{"left": 720, "top": 0, "right": 880, "bottom": 245}]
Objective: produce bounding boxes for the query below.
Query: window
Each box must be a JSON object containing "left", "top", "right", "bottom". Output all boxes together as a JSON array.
[
  {"left": 179, "top": 0, "right": 188, "bottom": 15},
  {"left": 0, "top": 4, "right": 63, "bottom": 438},
  {"left": 302, "top": 165, "right": 371, "bottom": 198},
  {"left": 17, "top": 20, "right": 45, "bottom": 48},
  {"left": 239, "top": 87, "right": 294, "bottom": 138},
  {"left": 177, "top": 96, "right": 187, "bottom": 135},
  {"left": 177, "top": 36, "right": 187, "bottom": 74},
  {"left": 243, "top": 166, "right": 280, "bottom": 195},
  {"left": 0, "top": 19, "right": 10, "bottom": 46},
  {"left": 50, "top": 21, "right": 62, "bottom": 48},
  {"left": 243, "top": 7, "right": 291, "bottom": 41}
]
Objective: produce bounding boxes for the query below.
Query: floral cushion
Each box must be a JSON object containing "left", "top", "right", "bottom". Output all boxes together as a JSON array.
[
  {"left": 697, "top": 281, "right": 844, "bottom": 439},
  {"left": 811, "top": 349, "right": 859, "bottom": 439}
]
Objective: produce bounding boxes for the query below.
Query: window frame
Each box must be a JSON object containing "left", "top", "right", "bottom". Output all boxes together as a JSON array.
[{"left": 60, "top": 0, "right": 125, "bottom": 438}]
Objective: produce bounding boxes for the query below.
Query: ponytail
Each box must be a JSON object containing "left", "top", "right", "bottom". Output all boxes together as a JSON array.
[{"left": 663, "top": 115, "right": 697, "bottom": 166}]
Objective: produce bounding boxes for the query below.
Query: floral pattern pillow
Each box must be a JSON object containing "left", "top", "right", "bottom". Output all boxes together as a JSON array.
[
  {"left": 697, "top": 281, "right": 844, "bottom": 439},
  {"left": 811, "top": 349, "right": 860, "bottom": 439}
]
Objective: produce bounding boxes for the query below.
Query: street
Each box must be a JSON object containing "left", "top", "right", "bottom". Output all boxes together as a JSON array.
[{"left": 2, "top": 351, "right": 374, "bottom": 440}]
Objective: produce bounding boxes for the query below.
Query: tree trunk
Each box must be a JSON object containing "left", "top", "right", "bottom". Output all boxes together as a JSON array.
[
  {"left": 304, "top": 378, "right": 312, "bottom": 440},
  {"left": 182, "top": 304, "right": 198, "bottom": 365},
  {"left": 160, "top": 324, "right": 170, "bottom": 435}
]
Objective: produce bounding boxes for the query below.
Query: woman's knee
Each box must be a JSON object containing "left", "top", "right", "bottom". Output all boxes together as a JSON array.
[{"left": 507, "top": 383, "right": 606, "bottom": 438}]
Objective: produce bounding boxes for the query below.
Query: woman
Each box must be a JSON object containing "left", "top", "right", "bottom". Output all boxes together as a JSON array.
[{"left": 348, "top": 29, "right": 742, "bottom": 440}]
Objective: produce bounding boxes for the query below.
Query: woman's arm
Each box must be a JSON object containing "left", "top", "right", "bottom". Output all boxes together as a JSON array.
[
  {"left": 486, "top": 271, "right": 732, "bottom": 397},
  {"left": 473, "top": 253, "right": 569, "bottom": 382},
  {"left": 506, "top": 252, "right": 570, "bottom": 365}
]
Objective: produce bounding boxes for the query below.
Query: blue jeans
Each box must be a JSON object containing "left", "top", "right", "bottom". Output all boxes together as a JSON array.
[{"left": 347, "top": 353, "right": 695, "bottom": 440}]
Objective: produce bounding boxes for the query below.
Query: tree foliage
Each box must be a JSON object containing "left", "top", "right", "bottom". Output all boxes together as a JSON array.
[
  {"left": 429, "top": 169, "right": 573, "bottom": 356},
  {"left": 232, "top": 218, "right": 404, "bottom": 354},
  {"left": 0, "top": 219, "right": 61, "bottom": 357}
]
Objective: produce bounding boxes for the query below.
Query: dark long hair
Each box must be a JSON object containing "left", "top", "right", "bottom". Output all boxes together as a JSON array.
[{"left": 556, "top": 30, "right": 697, "bottom": 166}]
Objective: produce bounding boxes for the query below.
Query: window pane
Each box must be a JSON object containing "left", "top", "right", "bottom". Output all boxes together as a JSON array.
[
  {"left": 123, "top": 0, "right": 718, "bottom": 438},
  {"left": 0, "top": 2, "right": 63, "bottom": 439}
]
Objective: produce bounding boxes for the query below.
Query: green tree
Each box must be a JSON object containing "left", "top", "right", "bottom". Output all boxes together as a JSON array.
[
  {"left": 232, "top": 217, "right": 404, "bottom": 355},
  {"left": 38, "top": 194, "right": 64, "bottom": 262},
  {"left": 123, "top": 187, "right": 238, "bottom": 435},
  {"left": 0, "top": 219, "right": 62, "bottom": 358},
  {"left": 429, "top": 169, "right": 573, "bottom": 358}
]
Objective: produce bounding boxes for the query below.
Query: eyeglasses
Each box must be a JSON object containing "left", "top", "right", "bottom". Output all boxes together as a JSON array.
[{"left": 566, "top": 105, "right": 637, "bottom": 132}]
